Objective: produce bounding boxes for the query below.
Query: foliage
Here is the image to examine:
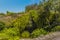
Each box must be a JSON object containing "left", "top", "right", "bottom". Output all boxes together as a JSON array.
[
  {"left": 0, "top": 33, "right": 19, "bottom": 40},
  {"left": 52, "top": 26, "right": 60, "bottom": 31},
  {"left": 0, "top": 21, "right": 5, "bottom": 31},
  {"left": 0, "top": 28, "right": 19, "bottom": 40},
  {"left": 7, "top": 11, "right": 16, "bottom": 16},
  {"left": 0, "top": 0, "right": 60, "bottom": 39},
  {"left": 21, "top": 31, "right": 30, "bottom": 38},
  {"left": 31, "top": 28, "right": 47, "bottom": 38}
]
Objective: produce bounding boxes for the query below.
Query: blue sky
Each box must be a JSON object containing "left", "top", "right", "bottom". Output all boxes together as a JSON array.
[{"left": 0, "top": 0, "right": 40, "bottom": 13}]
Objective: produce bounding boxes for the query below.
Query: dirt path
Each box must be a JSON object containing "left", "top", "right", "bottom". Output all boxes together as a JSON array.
[{"left": 52, "top": 36, "right": 60, "bottom": 40}]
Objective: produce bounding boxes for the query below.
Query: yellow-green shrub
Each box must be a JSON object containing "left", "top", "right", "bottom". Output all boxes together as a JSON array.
[
  {"left": 21, "top": 31, "right": 30, "bottom": 38},
  {"left": 52, "top": 26, "right": 60, "bottom": 31},
  {"left": 31, "top": 28, "right": 47, "bottom": 38}
]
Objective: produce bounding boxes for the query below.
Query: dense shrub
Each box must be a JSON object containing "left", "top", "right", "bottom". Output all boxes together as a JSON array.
[
  {"left": 8, "top": 36, "right": 19, "bottom": 40},
  {"left": 13, "top": 13, "right": 30, "bottom": 31},
  {"left": 52, "top": 26, "right": 60, "bottom": 32},
  {"left": 31, "top": 28, "right": 47, "bottom": 38},
  {"left": 21, "top": 31, "right": 30, "bottom": 38},
  {"left": 0, "top": 21, "right": 5, "bottom": 31},
  {"left": 0, "top": 28, "right": 19, "bottom": 40},
  {"left": 0, "top": 33, "right": 19, "bottom": 40}
]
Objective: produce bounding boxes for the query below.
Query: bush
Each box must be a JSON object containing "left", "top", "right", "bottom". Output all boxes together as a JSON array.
[
  {"left": 31, "top": 28, "right": 47, "bottom": 38},
  {"left": 0, "top": 33, "right": 9, "bottom": 40},
  {"left": 13, "top": 14, "right": 30, "bottom": 32},
  {"left": 2, "top": 28, "right": 19, "bottom": 36},
  {"left": 52, "top": 26, "right": 60, "bottom": 32},
  {"left": 8, "top": 36, "right": 19, "bottom": 40},
  {"left": 21, "top": 31, "right": 30, "bottom": 38},
  {"left": 0, "top": 28, "right": 20, "bottom": 40},
  {"left": 0, "top": 21, "right": 5, "bottom": 31},
  {"left": 0, "top": 33, "right": 19, "bottom": 40}
]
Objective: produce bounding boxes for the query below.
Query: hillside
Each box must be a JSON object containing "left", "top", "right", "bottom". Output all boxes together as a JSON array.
[{"left": 0, "top": 0, "right": 60, "bottom": 40}]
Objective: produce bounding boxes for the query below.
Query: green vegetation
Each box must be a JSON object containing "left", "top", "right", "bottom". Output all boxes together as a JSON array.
[
  {"left": 31, "top": 28, "right": 47, "bottom": 38},
  {"left": 0, "top": 0, "right": 60, "bottom": 40},
  {"left": 21, "top": 31, "right": 30, "bottom": 38},
  {"left": 52, "top": 26, "right": 60, "bottom": 31}
]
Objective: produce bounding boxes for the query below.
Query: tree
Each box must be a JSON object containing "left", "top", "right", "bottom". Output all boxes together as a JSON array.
[{"left": 25, "top": 10, "right": 38, "bottom": 33}]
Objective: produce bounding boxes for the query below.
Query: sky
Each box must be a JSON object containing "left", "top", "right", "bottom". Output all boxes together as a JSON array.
[{"left": 0, "top": 0, "right": 40, "bottom": 13}]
